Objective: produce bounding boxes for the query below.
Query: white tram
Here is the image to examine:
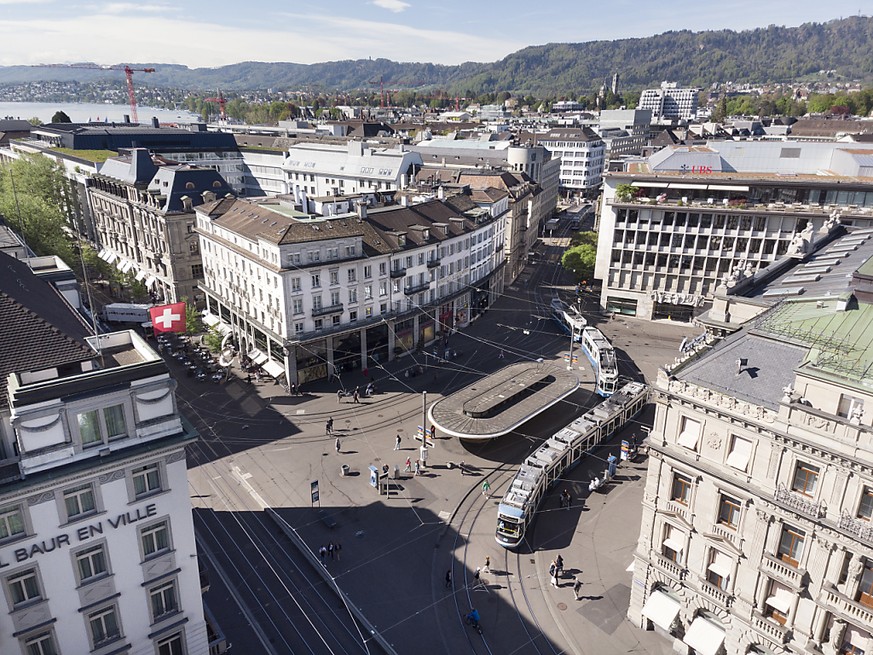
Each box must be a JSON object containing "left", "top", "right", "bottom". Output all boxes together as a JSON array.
[
  {"left": 550, "top": 297, "right": 586, "bottom": 341},
  {"left": 495, "top": 381, "right": 648, "bottom": 549},
  {"left": 580, "top": 326, "right": 618, "bottom": 397}
]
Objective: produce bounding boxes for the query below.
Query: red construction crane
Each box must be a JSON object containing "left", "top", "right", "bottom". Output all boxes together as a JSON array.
[
  {"left": 204, "top": 90, "right": 227, "bottom": 120},
  {"left": 368, "top": 76, "right": 385, "bottom": 109},
  {"left": 35, "top": 64, "right": 155, "bottom": 123}
]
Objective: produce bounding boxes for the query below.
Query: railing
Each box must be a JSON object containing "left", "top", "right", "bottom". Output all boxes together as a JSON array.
[
  {"left": 389, "top": 267, "right": 406, "bottom": 278},
  {"left": 710, "top": 523, "right": 740, "bottom": 549},
  {"left": 822, "top": 585, "right": 873, "bottom": 627},
  {"left": 839, "top": 512, "right": 873, "bottom": 546},
  {"left": 404, "top": 282, "right": 430, "bottom": 296},
  {"left": 427, "top": 258, "right": 440, "bottom": 269},
  {"left": 697, "top": 579, "right": 734, "bottom": 608},
  {"left": 652, "top": 552, "right": 687, "bottom": 580},
  {"left": 760, "top": 553, "right": 804, "bottom": 588},
  {"left": 750, "top": 610, "right": 790, "bottom": 644},
  {"left": 311, "top": 303, "right": 344, "bottom": 317},
  {"left": 774, "top": 484, "right": 826, "bottom": 520}
]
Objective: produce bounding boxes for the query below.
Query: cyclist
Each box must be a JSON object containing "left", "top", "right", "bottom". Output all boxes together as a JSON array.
[{"left": 466, "top": 608, "right": 480, "bottom": 629}]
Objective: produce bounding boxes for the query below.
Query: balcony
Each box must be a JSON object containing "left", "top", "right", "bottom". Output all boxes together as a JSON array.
[
  {"left": 697, "top": 578, "right": 734, "bottom": 609},
  {"left": 311, "top": 303, "right": 344, "bottom": 317},
  {"left": 389, "top": 267, "right": 406, "bottom": 279},
  {"left": 821, "top": 583, "right": 873, "bottom": 627},
  {"left": 651, "top": 551, "right": 687, "bottom": 581},
  {"left": 750, "top": 610, "right": 791, "bottom": 644},
  {"left": 839, "top": 512, "right": 873, "bottom": 547},
  {"left": 404, "top": 282, "right": 430, "bottom": 296},
  {"left": 761, "top": 553, "right": 805, "bottom": 589},
  {"left": 774, "top": 484, "right": 826, "bottom": 520},
  {"left": 427, "top": 258, "right": 440, "bottom": 269}
]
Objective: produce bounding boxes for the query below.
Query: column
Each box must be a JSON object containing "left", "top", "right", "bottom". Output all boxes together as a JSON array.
[
  {"left": 283, "top": 346, "right": 298, "bottom": 386},
  {"left": 359, "top": 329, "right": 367, "bottom": 371},
  {"left": 387, "top": 320, "right": 396, "bottom": 362},
  {"left": 326, "top": 336, "right": 335, "bottom": 377}
]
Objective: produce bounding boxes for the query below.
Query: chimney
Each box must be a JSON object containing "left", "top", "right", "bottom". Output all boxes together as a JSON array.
[
  {"left": 400, "top": 195, "right": 409, "bottom": 207},
  {"left": 152, "top": 116, "right": 159, "bottom": 128},
  {"left": 356, "top": 199, "right": 368, "bottom": 219},
  {"left": 201, "top": 190, "right": 216, "bottom": 203},
  {"left": 123, "top": 114, "right": 130, "bottom": 124},
  {"left": 180, "top": 195, "right": 193, "bottom": 211},
  {"left": 437, "top": 186, "right": 445, "bottom": 201}
]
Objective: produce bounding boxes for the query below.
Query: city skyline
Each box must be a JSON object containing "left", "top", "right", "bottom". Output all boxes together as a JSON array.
[{"left": 0, "top": 1, "right": 867, "bottom": 69}]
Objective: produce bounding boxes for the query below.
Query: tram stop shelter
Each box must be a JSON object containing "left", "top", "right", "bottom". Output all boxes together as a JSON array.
[{"left": 428, "top": 362, "right": 579, "bottom": 441}]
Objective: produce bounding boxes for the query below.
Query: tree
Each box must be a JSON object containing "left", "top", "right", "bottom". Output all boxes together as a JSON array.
[
  {"left": 614, "top": 184, "right": 639, "bottom": 203},
  {"left": 183, "top": 298, "right": 203, "bottom": 335},
  {"left": 561, "top": 243, "right": 597, "bottom": 281},
  {"left": 203, "top": 326, "right": 224, "bottom": 353},
  {"left": 712, "top": 96, "right": 728, "bottom": 122},
  {"left": 51, "top": 110, "right": 72, "bottom": 123},
  {"left": 28, "top": 117, "right": 43, "bottom": 126}
]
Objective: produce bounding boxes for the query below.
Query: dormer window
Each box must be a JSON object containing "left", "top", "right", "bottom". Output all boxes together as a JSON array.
[{"left": 422, "top": 229, "right": 430, "bottom": 241}]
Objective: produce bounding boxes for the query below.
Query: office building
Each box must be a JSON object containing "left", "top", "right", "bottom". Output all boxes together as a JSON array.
[
  {"left": 638, "top": 82, "right": 699, "bottom": 121},
  {"left": 537, "top": 127, "right": 605, "bottom": 195}
]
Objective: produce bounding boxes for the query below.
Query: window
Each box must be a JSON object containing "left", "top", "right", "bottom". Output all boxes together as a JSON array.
[
  {"left": 706, "top": 549, "right": 732, "bottom": 590},
  {"left": 792, "top": 462, "right": 819, "bottom": 497},
  {"left": 364, "top": 285, "right": 372, "bottom": 300},
  {"left": 8, "top": 568, "right": 41, "bottom": 606},
  {"left": 23, "top": 631, "right": 57, "bottom": 655},
  {"left": 764, "top": 579, "right": 792, "bottom": 625},
  {"left": 364, "top": 265, "right": 372, "bottom": 279},
  {"left": 78, "top": 410, "right": 101, "bottom": 446},
  {"left": 329, "top": 270, "right": 339, "bottom": 286},
  {"left": 0, "top": 504, "right": 25, "bottom": 541},
  {"left": 331, "top": 315, "right": 340, "bottom": 326},
  {"left": 662, "top": 524, "right": 683, "bottom": 562},
  {"left": 859, "top": 487, "right": 873, "bottom": 521},
  {"left": 311, "top": 274, "right": 320, "bottom": 288},
  {"left": 717, "top": 494, "right": 741, "bottom": 529},
  {"left": 379, "top": 281, "right": 388, "bottom": 297},
  {"left": 64, "top": 484, "right": 96, "bottom": 520},
  {"left": 347, "top": 269, "right": 356, "bottom": 283},
  {"left": 349, "top": 289, "right": 357, "bottom": 304},
  {"left": 294, "top": 322, "right": 304, "bottom": 334},
  {"left": 141, "top": 521, "right": 170, "bottom": 559},
  {"left": 157, "top": 632, "right": 185, "bottom": 655},
  {"left": 349, "top": 311, "right": 357, "bottom": 322},
  {"left": 379, "top": 263, "right": 387, "bottom": 276},
  {"left": 312, "top": 296, "right": 322, "bottom": 310},
  {"left": 838, "top": 394, "right": 865, "bottom": 419},
  {"left": 103, "top": 405, "right": 126, "bottom": 440},
  {"left": 293, "top": 299, "right": 303, "bottom": 315},
  {"left": 671, "top": 473, "right": 692, "bottom": 505},
  {"left": 291, "top": 277, "right": 301, "bottom": 292},
  {"left": 726, "top": 435, "right": 753, "bottom": 471},
  {"left": 150, "top": 580, "right": 179, "bottom": 621},
  {"left": 75, "top": 544, "right": 108, "bottom": 583},
  {"left": 133, "top": 463, "right": 162, "bottom": 497},
  {"left": 314, "top": 319, "right": 323, "bottom": 331},
  {"left": 835, "top": 621, "right": 872, "bottom": 655},
  {"left": 777, "top": 525, "right": 805, "bottom": 567},
  {"left": 191, "top": 263, "right": 203, "bottom": 278},
  {"left": 330, "top": 291, "right": 341, "bottom": 306},
  {"left": 677, "top": 416, "right": 700, "bottom": 450},
  {"left": 88, "top": 605, "right": 120, "bottom": 646}
]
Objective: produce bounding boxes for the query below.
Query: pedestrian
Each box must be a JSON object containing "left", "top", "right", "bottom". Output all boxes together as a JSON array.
[
  {"left": 290, "top": 382, "right": 296, "bottom": 396},
  {"left": 334, "top": 542, "right": 342, "bottom": 561},
  {"left": 498, "top": 349, "right": 505, "bottom": 359},
  {"left": 430, "top": 424, "right": 436, "bottom": 440},
  {"left": 445, "top": 569, "right": 452, "bottom": 588},
  {"left": 549, "top": 560, "right": 559, "bottom": 587},
  {"left": 473, "top": 567, "right": 482, "bottom": 588},
  {"left": 337, "top": 389, "right": 343, "bottom": 404},
  {"left": 404, "top": 457, "right": 412, "bottom": 472},
  {"left": 328, "top": 541, "right": 335, "bottom": 560},
  {"left": 483, "top": 556, "right": 490, "bottom": 574},
  {"left": 335, "top": 437, "right": 341, "bottom": 454},
  {"left": 414, "top": 460, "right": 421, "bottom": 476},
  {"left": 326, "top": 417, "right": 334, "bottom": 435},
  {"left": 573, "top": 577, "right": 583, "bottom": 601},
  {"left": 394, "top": 434, "right": 402, "bottom": 450},
  {"left": 319, "top": 545, "right": 327, "bottom": 564},
  {"left": 482, "top": 479, "right": 491, "bottom": 498},
  {"left": 562, "top": 488, "right": 571, "bottom": 510},
  {"left": 353, "top": 388, "right": 360, "bottom": 403},
  {"left": 555, "top": 554, "right": 564, "bottom": 578},
  {"left": 458, "top": 460, "right": 466, "bottom": 476}
]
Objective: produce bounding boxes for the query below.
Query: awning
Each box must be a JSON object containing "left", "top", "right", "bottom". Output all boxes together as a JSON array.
[
  {"left": 144, "top": 276, "right": 158, "bottom": 289},
  {"left": 641, "top": 590, "right": 680, "bottom": 631},
  {"left": 262, "top": 358, "right": 285, "bottom": 379},
  {"left": 683, "top": 616, "right": 725, "bottom": 655},
  {"left": 677, "top": 418, "right": 701, "bottom": 450},
  {"left": 120, "top": 260, "right": 134, "bottom": 274},
  {"left": 668, "top": 183, "right": 708, "bottom": 190},
  {"left": 105, "top": 252, "right": 118, "bottom": 264},
  {"left": 631, "top": 181, "right": 669, "bottom": 188},
  {"left": 202, "top": 312, "right": 220, "bottom": 327},
  {"left": 707, "top": 184, "right": 749, "bottom": 192},
  {"left": 726, "top": 437, "right": 752, "bottom": 470},
  {"left": 707, "top": 550, "right": 732, "bottom": 579},
  {"left": 134, "top": 269, "right": 147, "bottom": 282},
  {"left": 765, "top": 583, "right": 793, "bottom": 614},
  {"left": 663, "top": 537, "right": 684, "bottom": 553},
  {"left": 248, "top": 349, "right": 269, "bottom": 366},
  {"left": 97, "top": 248, "right": 108, "bottom": 260}
]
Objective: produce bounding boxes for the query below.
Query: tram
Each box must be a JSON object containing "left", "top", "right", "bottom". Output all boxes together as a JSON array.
[
  {"left": 580, "top": 326, "right": 618, "bottom": 397},
  {"left": 550, "top": 297, "right": 586, "bottom": 341},
  {"left": 495, "top": 381, "right": 648, "bottom": 549}
]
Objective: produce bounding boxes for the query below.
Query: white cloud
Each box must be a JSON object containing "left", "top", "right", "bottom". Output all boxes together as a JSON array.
[
  {"left": 0, "top": 12, "right": 518, "bottom": 67},
  {"left": 372, "top": 0, "right": 410, "bottom": 12}
]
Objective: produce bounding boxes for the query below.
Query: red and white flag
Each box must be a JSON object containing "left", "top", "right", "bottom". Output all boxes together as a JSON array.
[{"left": 149, "top": 302, "right": 186, "bottom": 333}]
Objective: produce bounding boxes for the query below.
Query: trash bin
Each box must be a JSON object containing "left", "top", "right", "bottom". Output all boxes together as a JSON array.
[
  {"left": 341, "top": 464, "right": 350, "bottom": 477},
  {"left": 393, "top": 465, "right": 400, "bottom": 479}
]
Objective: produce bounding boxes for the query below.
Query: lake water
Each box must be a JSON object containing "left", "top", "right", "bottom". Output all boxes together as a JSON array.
[{"left": 0, "top": 101, "right": 201, "bottom": 125}]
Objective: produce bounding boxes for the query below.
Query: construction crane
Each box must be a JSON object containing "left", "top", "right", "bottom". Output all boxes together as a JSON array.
[
  {"left": 203, "top": 90, "right": 227, "bottom": 121},
  {"left": 34, "top": 64, "right": 155, "bottom": 123},
  {"left": 368, "top": 76, "right": 386, "bottom": 109}
]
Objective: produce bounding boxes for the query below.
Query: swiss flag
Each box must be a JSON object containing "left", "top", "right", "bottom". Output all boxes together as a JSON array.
[{"left": 149, "top": 302, "right": 186, "bottom": 333}]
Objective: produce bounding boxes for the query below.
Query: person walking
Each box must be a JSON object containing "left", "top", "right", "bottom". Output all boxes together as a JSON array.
[
  {"left": 561, "top": 488, "right": 571, "bottom": 510},
  {"left": 337, "top": 388, "right": 343, "bottom": 404},
  {"left": 483, "top": 556, "right": 491, "bottom": 574},
  {"left": 445, "top": 569, "right": 452, "bottom": 589},
  {"left": 334, "top": 542, "right": 342, "bottom": 561},
  {"left": 319, "top": 545, "right": 328, "bottom": 564},
  {"left": 404, "top": 457, "right": 412, "bottom": 473},
  {"left": 394, "top": 434, "right": 402, "bottom": 450},
  {"left": 325, "top": 417, "right": 334, "bottom": 435},
  {"left": 482, "top": 479, "right": 491, "bottom": 498},
  {"left": 335, "top": 437, "right": 341, "bottom": 454},
  {"left": 414, "top": 460, "right": 421, "bottom": 476},
  {"left": 573, "top": 577, "right": 583, "bottom": 601},
  {"left": 555, "top": 554, "right": 564, "bottom": 578},
  {"left": 328, "top": 542, "right": 335, "bottom": 560},
  {"left": 353, "top": 387, "right": 360, "bottom": 404},
  {"left": 549, "top": 560, "right": 559, "bottom": 587}
]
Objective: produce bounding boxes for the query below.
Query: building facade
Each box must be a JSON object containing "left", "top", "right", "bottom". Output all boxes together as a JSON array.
[
  {"left": 630, "top": 229, "right": 873, "bottom": 655},
  {"left": 537, "top": 127, "right": 605, "bottom": 195},
  {"left": 0, "top": 254, "right": 211, "bottom": 655},
  {"left": 637, "top": 82, "right": 699, "bottom": 121},
  {"left": 195, "top": 194, "right": 506, "bottom": 385},
  {"left": 87, "top": 148, "right": 234, "bottom": 307},
  {"left": 596, "top": 141, "right": 873, "bottom": 321}
]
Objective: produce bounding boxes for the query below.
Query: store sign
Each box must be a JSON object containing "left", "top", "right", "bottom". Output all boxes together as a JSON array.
[
  {"left": 0, "top": 503, "right": 158, "bottom": 567},
  {"left": 679, "top": 164, "right": 713, "bottom": 174}
]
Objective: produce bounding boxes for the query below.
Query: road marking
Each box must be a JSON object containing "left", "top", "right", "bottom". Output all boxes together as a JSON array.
[
  {"left": 438, "top": 510, "right": 451, "bottom": 522},
  {"left": 230, "top": 465, "right": 268, "bottom": 509},
  {"left": 295, "top": 409, "right": 306, "bottom": 415}
]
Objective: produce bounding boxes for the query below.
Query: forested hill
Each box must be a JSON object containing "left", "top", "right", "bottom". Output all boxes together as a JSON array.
[{"left": 0, "top": 16, "right": 871, "bottom": 96}]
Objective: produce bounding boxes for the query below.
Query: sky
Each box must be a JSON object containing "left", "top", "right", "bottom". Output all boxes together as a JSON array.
[{"left": 0, "top": 1, "right": 868, "bottom": 69}]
